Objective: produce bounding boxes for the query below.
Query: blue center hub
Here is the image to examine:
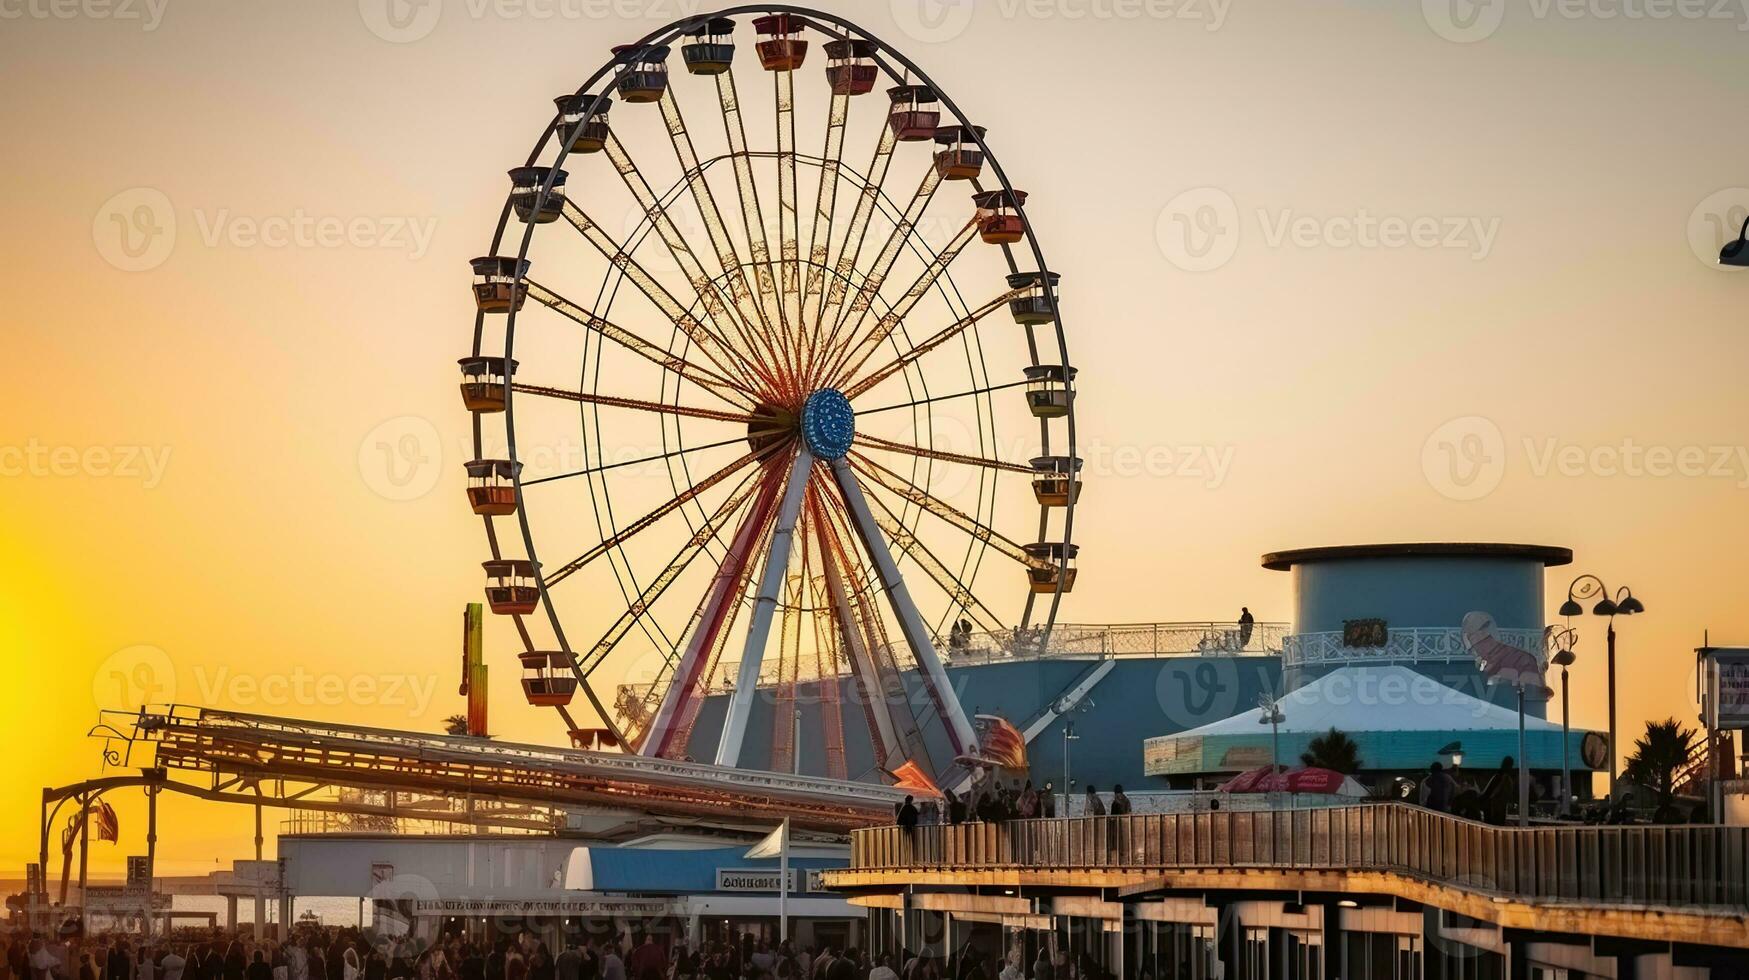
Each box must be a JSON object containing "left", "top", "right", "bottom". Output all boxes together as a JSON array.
[{"left": 800, "top": 388, "right": 855, "bottom": 461}]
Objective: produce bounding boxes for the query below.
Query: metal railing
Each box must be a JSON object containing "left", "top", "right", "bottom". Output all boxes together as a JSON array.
[
  {"left": 1280, "top": 627, "right": 1542, "bottom": 669},
  {"left": 843, "top": 804, "right": 1749, "bottom": 912},
  {"left": 616, "top": 622, "right": 1288, "bottom": 703}
]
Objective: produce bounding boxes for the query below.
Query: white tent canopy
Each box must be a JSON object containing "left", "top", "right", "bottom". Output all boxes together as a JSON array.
[{"left": 1185, "top": 664, "right": 1562, "bottom": 738}]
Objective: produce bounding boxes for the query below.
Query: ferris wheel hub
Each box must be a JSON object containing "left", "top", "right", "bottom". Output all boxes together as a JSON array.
[{"left": 800, "top": 388, "right": 855, "bottom": 461}]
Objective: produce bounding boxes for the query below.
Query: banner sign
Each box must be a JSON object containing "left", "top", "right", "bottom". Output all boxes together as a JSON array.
[
  {"left": 413, "top": 898, "right": 675, "bottom": 917},
  {"left": 1710, "top": 649, "right": 1749, "bottom": 730}
]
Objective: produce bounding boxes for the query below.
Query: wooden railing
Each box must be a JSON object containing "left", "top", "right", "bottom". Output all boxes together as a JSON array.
[{"left": 845, "top": 804, "right": 1749, "bottom": 911}]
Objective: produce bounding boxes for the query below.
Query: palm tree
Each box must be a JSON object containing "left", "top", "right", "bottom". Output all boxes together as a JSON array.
[
  {"left": 1300, "top": 728, "right": 1362, "bottom": 774},
  {"left": 442, "top": 714, "right": 470, "bottom": 736},
  {"left": 1623, "top": 717, "right": 1700, "bottom": 814}
]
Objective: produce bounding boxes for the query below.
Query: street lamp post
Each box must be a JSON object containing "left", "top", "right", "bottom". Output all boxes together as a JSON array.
[
  {"left": 1053, "top": 693, "right": 1091, "bottom": 816},
  {"left": 1560, "top": 574, "right": 1644, "bottom": 800},
  {"left": 1259, "top": 695, "right": 1286, "bottom": 807},
  {"left": 1550, "top": 631, "right": 1578, "bottom": 817}
]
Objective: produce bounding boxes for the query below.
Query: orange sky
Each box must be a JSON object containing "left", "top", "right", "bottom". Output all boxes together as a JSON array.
[{"left": 2, "top": 1, "right": 1747, "bottom": 878}]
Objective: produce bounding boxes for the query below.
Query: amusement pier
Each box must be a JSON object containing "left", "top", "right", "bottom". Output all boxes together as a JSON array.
[{"left": 12, "top": 6, "right": 1749, "bottom": 980}]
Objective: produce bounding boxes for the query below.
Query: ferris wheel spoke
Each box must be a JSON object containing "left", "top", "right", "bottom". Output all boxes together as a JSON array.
[
  {"left": 558, "top": 201, "right": 769, "bottom": 393},
  {"left": 840, "top": 287, "right": 1022, "bottom": 399},
  {"left": 655, "top": 90, "right": 786, "bottom": 375},
  {"left": 817, "top": 164, "right": 947, "bottom": 370},
  {"left": 800, "top": 93, "right": 851, "bottom": 346},
  {"left": 544, "top": 447, "right": 771, "bottom": 588},
  {"left": 715, "top": 70, "right": 796, "bottom": 386},
  {"left": 855, "top": 482, "right": 1003, "bottom": 633},
  {"left": 850, "top": 452, "right": 1048, "bottom": 573},
  {"left": 602, "top": 133, "right": 781, "bottom": 394},
  {"left": 511, "top": 383, "right": 759, "bottom": 425},
  {"left": 829, "top": 221, "right": 987, "bottom": 390},
  {"left": 856, "top": 378, "right": 1032, "bottom": 417},
  {"left": 775, "top": 69, "right": 802, "bottom": 340},
  {"left": 572, "top": 464, "right": 768, "bottom": 678},
  {"left": 525, "top": 279, "right": 760, "bottom": 410},
  {"left": 522, "top": 434, "right": 749, "bottom": 489},
  {"left": 817, "top": 126, "right": 898, "bottom": 339},
  {"left": 853, "top": 433, "right": 1032, "bottom": 474}
]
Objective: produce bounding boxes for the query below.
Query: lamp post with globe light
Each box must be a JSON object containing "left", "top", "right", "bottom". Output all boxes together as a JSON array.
[
  {"left": 1560, "top": 575, "right": 1645, "bottom": 800},
  {"left": 1548, "top": 627, "right": 1579, "bottom": 817}
]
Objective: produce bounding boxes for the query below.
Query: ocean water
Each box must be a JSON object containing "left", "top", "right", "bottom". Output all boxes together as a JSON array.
[{"left": 166, "top": 895, "right": 376, "bottom": 928}]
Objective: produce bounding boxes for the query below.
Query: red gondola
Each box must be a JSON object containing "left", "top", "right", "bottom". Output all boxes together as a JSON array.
[
  {"left": 1023, "top": 542, "right": 1079, "bottom": 595},
  {"left": 887, "top": 85, "right": 940, "bottom": 141},
  {"left": 469, "top": 255, "right": 530, "bottom": 313},
  {"left": 464, "top": 459, "right": 520, "bottom": 516},
  {"left": 824, "top": 39, "right": 878, "bottom": 95},
  {"left": 1029, "top": 456, "right": 1083, "bottom": 508},
  {"left": 753, "top": 14, "right": 808, "bottom": 71},
  {"left": 973, "top": 190, "right": 1027, "bottom": 245},
  {"left": 483, "top": 559, "right": 541, "bottom": 615},
  {"left": 933, "top": 125, "right": 985, "bottom": 180}
]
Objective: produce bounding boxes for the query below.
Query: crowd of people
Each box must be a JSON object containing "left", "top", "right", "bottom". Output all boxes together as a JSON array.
[
  {"left": 0, "top": 928, "right": 1089, "bottom": 980},
  {"left": 894, "top": 783, "right": 1132, "bottom": 828}
]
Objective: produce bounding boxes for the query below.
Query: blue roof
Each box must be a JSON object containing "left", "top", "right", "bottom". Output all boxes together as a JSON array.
[{"left": 580, "top": 845, "right": 845, "bottom": 895}]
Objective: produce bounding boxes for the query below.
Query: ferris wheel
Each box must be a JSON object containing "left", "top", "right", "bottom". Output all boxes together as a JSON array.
[{"left": 461, "top": 6, "right": 1079, "bottom": 780}]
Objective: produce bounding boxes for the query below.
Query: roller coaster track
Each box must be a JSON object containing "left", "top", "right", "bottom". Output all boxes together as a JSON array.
[{"left": 92, "top": 706, "right": 910, "bottom": 833}]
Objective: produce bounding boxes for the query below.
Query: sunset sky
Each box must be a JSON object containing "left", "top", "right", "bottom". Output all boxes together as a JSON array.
[{"left": 2, "top": 0, "right": 1747, "bottom": 878}]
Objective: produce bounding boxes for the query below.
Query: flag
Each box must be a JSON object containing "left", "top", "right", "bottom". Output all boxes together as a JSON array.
[
  {"left": 94, "top": 801, "right": 119, "bottom": 842},
  {"left": 885, "top": 759, "right": 942, "bottom": 798},
  {"left": 974, "top": 715, "right": 1029, "bottom": 771},
  {"left": 744, "top": 818, "right": 789, "bottom": 860},
  {"left": 1461, "top": 612, "right": 1551, "bottom": 698}
]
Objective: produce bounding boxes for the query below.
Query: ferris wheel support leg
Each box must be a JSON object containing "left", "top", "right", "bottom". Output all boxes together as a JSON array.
[
  {"left": 642, "top": 469, "right": 784, "bottom": 760},
  {"left": 828, "top": 458, "right": 979, "bottom": 759},
  {"left": 715, "top": 449, "right": 816, "bottom": 768},
  {"left": 822, "top": 554, "right": 911, "bottom": 772}
]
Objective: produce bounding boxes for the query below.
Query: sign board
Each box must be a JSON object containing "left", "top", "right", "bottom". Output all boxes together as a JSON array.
[
  {"left": 1342, "top": 619, "right": 1388, "bottom": 649},
  {"left": 1707, "top": 649, "right": 1749, "bottom": 731},
  {"left": 413, "top": 898, "right": 675, "bottom": 917},
  {"left": 715, "top": 868, "right": 796, "bottom": 892}
]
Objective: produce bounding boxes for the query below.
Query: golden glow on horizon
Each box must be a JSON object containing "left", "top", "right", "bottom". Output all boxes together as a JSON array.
[{"left": 2, "top": 0, "right": 1748, "bottom": 877}]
